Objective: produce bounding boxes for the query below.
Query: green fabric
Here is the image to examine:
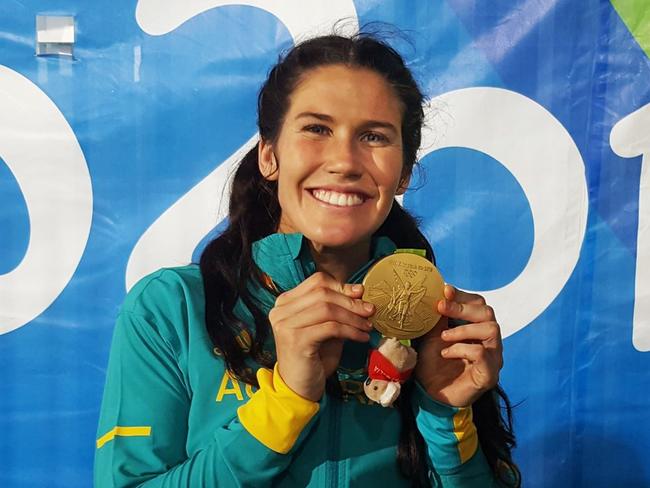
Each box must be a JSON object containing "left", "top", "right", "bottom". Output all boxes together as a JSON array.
[
  {"left": 95, "top": 233, "right": 498, "bottom": 487},
  {"left": 611, "top": 0, "right": 650, "bottom": 58},
  {"left": 394, "top": 248, "right": 427, "bottom": 257}
]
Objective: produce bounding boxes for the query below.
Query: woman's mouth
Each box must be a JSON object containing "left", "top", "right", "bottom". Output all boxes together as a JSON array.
[{"left": 310, "top": 189, "right": 366, "bottom": 207}]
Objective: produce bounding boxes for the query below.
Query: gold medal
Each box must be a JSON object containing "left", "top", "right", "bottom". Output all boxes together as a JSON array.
[{"left": 362, "top": 253, "right": 445, "bottom": 340}]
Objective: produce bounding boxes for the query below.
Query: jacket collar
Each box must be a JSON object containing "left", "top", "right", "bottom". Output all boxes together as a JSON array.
[{"left": 251, "top": 233, "right": 397, "bottom": 292}]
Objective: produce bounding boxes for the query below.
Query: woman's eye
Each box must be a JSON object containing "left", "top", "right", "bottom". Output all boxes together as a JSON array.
[
  {"left": 304, "top": 124, "right": 330, "bottom": 135},
  {"left": 361, "top": 132, "right": 388, "bottom": 144}
]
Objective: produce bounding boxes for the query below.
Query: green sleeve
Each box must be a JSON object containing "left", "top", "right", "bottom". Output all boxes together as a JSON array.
[
  {"left": 94, "top": 308, "right": 317, "bottom": 487},
  {"left": 412, "top": 382, "right": 500, "bottom": 488}
]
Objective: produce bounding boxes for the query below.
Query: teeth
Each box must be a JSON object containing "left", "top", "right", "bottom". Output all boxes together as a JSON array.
[{"left": 312, "top": 189, "right": 364, "bottom": 207}]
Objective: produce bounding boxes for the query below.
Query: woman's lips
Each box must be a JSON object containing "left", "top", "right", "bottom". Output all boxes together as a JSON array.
[{"left": 310, "top": 188, "right": 367, "bottom": 207}]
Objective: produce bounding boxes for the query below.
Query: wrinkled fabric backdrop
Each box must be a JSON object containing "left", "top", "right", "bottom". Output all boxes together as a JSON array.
[{"left": 1, "top": 1, "right": 649, "bottom": 486}]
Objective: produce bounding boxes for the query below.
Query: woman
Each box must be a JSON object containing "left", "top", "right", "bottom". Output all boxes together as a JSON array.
[{"left": 95, "top": 33, "right": 520, "bottom": 487}]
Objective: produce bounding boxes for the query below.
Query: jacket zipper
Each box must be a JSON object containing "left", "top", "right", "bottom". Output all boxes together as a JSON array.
[
  {"left": 324, "top": 253, "right": 385, "bottom": 487},
  {"left": 326, "top": 397, "right": 341, "bottom": 487}
]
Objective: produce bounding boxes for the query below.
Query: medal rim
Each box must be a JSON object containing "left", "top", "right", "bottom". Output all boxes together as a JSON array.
[{"left": 362, "top": 253, "right": 444, "bottom": 339}]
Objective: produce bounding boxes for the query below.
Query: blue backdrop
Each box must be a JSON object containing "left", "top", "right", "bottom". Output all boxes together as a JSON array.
[{"left": 1, "top": 1, "right": 649, "bottom": 486}]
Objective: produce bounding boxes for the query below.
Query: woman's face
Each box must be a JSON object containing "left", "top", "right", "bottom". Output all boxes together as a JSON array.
[{"left": 259, "top": 64, "right": 409, "bottom": 251}]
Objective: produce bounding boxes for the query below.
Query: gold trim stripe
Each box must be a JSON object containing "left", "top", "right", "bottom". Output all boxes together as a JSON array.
[
  {"left": 237, "top": 364, "right": 319, "bottom": 454},
  {"left": 452, "top": 408, "right": 479, "bottom": 463},
  {"left": 96, "top": 426, "right": 152, "bottom": 449}
]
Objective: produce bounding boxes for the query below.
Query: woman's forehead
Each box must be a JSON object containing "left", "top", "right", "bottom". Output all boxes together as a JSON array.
[{"left": 286, "top": 65, "right": 403, "bottom": 123}]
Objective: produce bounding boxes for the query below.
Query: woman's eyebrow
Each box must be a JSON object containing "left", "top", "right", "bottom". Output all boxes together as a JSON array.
[
  {"left": 295, "top": 111, "right": 334, "bottom": 121},
  {"left": 358, "top": 120, "right": 399, "bottom": 134}
]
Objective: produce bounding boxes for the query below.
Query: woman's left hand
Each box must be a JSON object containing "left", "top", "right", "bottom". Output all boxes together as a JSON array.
[{"left": 414, "top": 284, "right": 503, "bottom": 407}]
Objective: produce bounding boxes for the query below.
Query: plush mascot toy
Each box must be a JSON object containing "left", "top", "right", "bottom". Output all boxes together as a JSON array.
[{"left": 364, "top": 337, "right": 418, "bottom": 407}]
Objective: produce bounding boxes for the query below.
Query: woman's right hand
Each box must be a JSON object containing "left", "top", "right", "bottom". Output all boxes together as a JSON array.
[{"left": 269, "top": 272, "right": 375, "bottom": 402}]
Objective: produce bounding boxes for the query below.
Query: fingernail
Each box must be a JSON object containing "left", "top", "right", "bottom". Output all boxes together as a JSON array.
[
  {"left": 352, "top": 284, "right": 363, "bottom": 293},
  {"left": 363, "top": 302, "right": 374, "bottom": 312},
  {"left": 441, "top": 348, "right": 449, "bottom": 356},
  {"left": 366, "top": 320, "right": 374, "bottom": 330},
  {"left": 441, "top": 330, "right": 449, "bottom": 339}
]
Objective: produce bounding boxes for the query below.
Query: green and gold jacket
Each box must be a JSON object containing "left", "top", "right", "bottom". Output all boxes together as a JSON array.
[{"left": 94, "top": 233, "right": 497, "bottom": 487}]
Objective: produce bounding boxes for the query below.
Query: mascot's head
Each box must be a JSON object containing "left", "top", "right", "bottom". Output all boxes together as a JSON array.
[{"left": 364, "top": 377, "right": 402, "bottom": 407}]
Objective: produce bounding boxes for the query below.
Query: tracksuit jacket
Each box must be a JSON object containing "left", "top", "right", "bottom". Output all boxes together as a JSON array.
[{"left": 94, "top": 232, "right": 499, "bottom": 487}]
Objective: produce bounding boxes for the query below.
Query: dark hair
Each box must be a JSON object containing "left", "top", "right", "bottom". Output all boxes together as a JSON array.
[{"left": 200, "top": 32, "right": 520, "bottom": 487}]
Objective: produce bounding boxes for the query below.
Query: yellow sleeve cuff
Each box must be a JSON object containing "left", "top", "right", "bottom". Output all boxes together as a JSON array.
[
  {"left": 452, "top": 407, "right": 479, "bottom": 463},
  {"left": 237, "top": 363, "right": 320, "bottom": 454}
]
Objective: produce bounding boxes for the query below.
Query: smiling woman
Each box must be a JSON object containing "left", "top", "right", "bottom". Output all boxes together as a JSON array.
[
  {"left": 259, "top": 65, "right": 408, "bottom": 263},
  {"left": 94, "top": 32, "right": 520, "bottom": 488}
]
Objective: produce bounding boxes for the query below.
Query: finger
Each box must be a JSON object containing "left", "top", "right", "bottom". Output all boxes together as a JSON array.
[
  {"left": 275, "top": 273, "right": 368, "bottom": 313},
  {"left": 275, "top": 301, "right": 374, "bottom": 332},
  {"left": 304, "top": 321, "right": 371, "bottom": 344},
  {"left": 444, "top": 284, "right": 486, "bottom": 306},
  {"left": 275, "top": 271, "right": 364, "bottom": 306},
  {"left": 275, "top": 285, "right": 375, "bottom": 321},
  {"left": 341, "top": 283, "right": 365, "bottom": 298},
  {"left": 440, "top": 343, "right": 486, "bottom": 362},
  {"left": 441, "top": 322, "right": 502, "bottom": 348},
  {"left": 443, "top": 284, "right": 455, "bottom": 301},
  {"left": 437, "top": 299, "right": 496, "bottom": 323},
  {"left": 275, "top": 271, "right": 342, "bottom": 306}
]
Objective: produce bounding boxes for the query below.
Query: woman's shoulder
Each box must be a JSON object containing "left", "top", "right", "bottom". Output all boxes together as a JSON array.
[{"left": 119, "top": 264, "right": 205, "bottom": 328}]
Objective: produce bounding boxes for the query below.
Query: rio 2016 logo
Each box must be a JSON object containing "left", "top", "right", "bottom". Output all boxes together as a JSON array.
[{"left": 0, "top": 0, "right": 648, "bottom": 352}]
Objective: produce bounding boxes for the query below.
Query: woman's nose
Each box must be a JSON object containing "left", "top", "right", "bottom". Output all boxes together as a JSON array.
[{"left": 323, "top": 137, "right": 363, "bottom": 177}]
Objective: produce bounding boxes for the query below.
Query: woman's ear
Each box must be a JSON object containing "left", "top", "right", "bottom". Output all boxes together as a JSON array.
[
  {"left": 395, "top": 173, "right": 411, "bottom": 195},
  {"left": 258, "top": 139, "right": 279, "bottom": 181}
]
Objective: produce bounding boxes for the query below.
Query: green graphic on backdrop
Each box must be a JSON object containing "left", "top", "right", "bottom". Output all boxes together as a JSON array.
[{"left": 611, "top": 0, "right": 650, "bottom": 58}]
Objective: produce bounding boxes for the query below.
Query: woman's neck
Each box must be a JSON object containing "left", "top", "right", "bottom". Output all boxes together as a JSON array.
[{"left": 308, "top": 239, "right": 371, "bottom": 284}]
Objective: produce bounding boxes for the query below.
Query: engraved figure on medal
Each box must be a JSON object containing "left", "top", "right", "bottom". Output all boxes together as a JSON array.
[{"left": 373, "top": 269, "right": 427, "bottom": 331}]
